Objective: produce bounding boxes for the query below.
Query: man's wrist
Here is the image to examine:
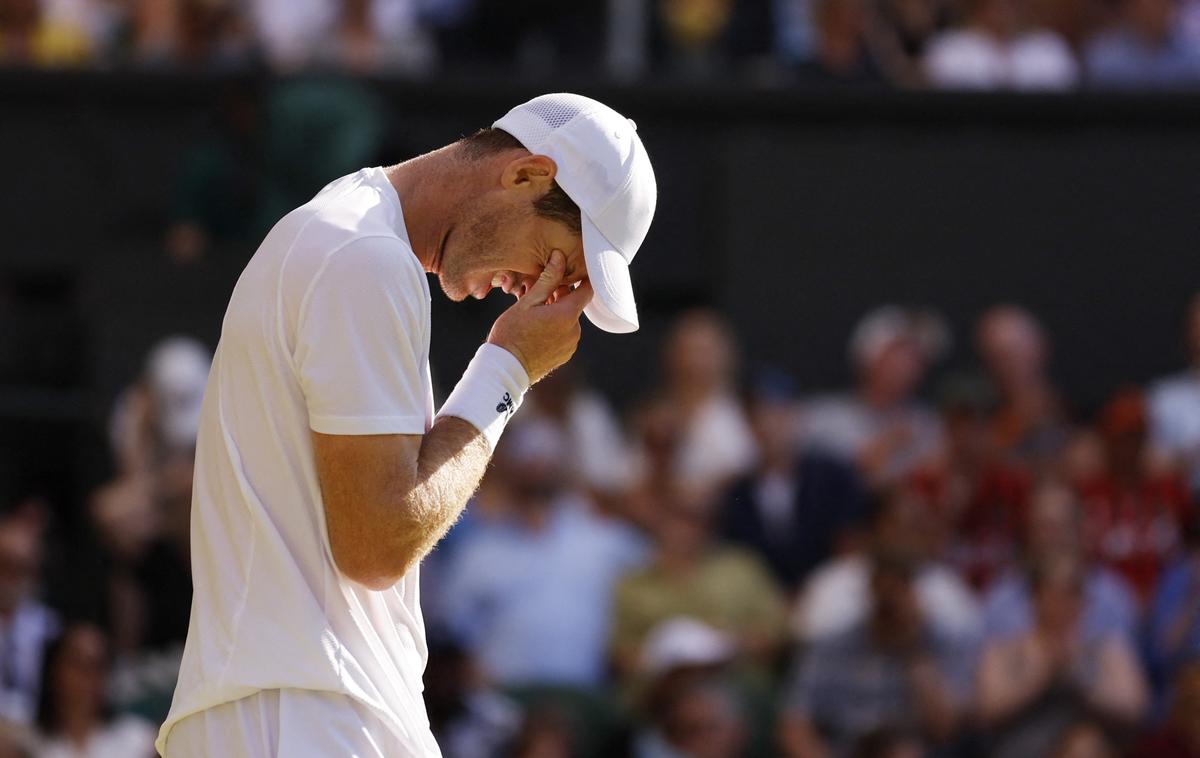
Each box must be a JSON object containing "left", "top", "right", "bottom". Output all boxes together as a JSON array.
[{"left": 436, "top": 344, "right": 530, "bottom": 453}]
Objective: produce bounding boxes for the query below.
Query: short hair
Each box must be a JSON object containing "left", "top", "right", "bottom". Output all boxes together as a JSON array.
[{"left": 457, "top": 127, "right": 582, "bottom": 234}]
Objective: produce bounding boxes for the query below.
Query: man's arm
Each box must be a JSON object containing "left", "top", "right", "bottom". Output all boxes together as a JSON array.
[
  {"left": 313, "top": 419, "right": 485, "bottom": 590},
  {"left": 314, "top": 251, "right": 591, "bottom": 590}
]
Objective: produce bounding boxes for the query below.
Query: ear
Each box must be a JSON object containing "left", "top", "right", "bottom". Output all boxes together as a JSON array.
[{"left": 499, "top": 154, "right": 558, "bottom": 195}]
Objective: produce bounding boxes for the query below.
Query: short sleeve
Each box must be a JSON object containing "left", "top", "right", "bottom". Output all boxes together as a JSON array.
[{"left": 294, "top": 237, "right": 430, "bottom": 436}]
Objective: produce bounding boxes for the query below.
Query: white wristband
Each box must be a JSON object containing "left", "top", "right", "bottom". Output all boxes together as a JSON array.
[{"left": 436, "top": 343, "right": 530, "bottom": 453}]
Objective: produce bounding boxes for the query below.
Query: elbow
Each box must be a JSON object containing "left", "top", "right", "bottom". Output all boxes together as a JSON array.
[{"left": 331, "top": 543, "right": 418, "bottom": 592}]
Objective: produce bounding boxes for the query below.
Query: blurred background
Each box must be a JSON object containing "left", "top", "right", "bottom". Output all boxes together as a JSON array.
[{"left": 3, "top": 1, "right": 1200, "bottom": 757}]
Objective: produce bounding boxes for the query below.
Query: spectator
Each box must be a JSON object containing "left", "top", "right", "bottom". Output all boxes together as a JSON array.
[
  {"left": 975, "top": 305, "right": 1069, "bottom": 468},
  {"left": 430, "top": 0, "right": 605, "bottom": 75},
  {"left": 637, "top": 677, "right": 748, "bottom": 758},
  {"left": 976, "top": 552, "right": 1147, "bottom": 758},
  {"left": 801, "top": 306, "right": 947, "bottom": 490},
  {"left": 248, "top": 0, "right": 430, "bottom": 71},
  {"left": 0, "top": 0, "right": 91, "bottom": 66},
  {"left": 982, "top": 479, "right": 1139, "bottom": 645},
  {"left": 636, "top": 309, "right": 756, "bottom": 503},
  {"left": 652, "top": 0, "right": 774, "bottom": 78},
  {"left": 1132, "top": 660, "right": 1200, "bottom": 758},
  {"left": 34, "top": 624, "right": 157, "bottom": 758},
  {"left": 719, "top": 371, "right": 869, "bottom": 590},
  {"left": 0, "top": 515, "right": 57, "bottom": 726},
  {"left": 515, "top": 363, "right": 636, "bottom": 501},
  {"left": 1146, "top": 507, "right": 1200, "bottom": 696},
  {"left": 439, "top": 420, "right": 647, "bottom": 687},
  {"left": 923, "top": 0, "right": 1079, "bottom": 88},
  {"left": 790, "top": 0, "right": 887, "bottom": 86},
  {"left": 108, "top": 336, "right": 211, "bottom": 478},
  {"left": 938, "top": 376, "right": 1032, "bottom": 589},
  {"left": 423, "top": 635, "right": 522, "bottom": 758},
  {"left": 1149, "top": 293, "right": 1200, "bottom": 497},
  {"left": 315, "top": 0, "right": 433, "bottom": 73},
  {"left": 780, "top": 550, "right": 975, "bottom": 758},
  {"left": 795, "top": 486, "right": 980, "bottom": 644},
  {"left": 166, "top": 82, "right": 263, "bottom": 263},
  {"left": 1078, "top": 387, "right": 1191, "bottom": 600},
  {"left": 1086, "top": 0, "right": 1200, "bottom": 87},
  {"left": 871, "top": 0, "right": 953, "bottom": 85},
  {"left": 610, "top": 493, "right": 787, "bottom": 684}
]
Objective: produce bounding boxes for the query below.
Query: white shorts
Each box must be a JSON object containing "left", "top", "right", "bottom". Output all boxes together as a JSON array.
[{"left": 163, "top": 689, "right": 429, "bottom": 758}]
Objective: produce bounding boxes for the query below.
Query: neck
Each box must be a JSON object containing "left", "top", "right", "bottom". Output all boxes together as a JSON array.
[{"left": 384, "top": 148, "right": 469, "bottom": 274}]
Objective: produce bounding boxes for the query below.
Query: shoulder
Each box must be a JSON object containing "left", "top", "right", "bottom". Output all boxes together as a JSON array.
[{"left": 297, "top": 234, "right": 428, "bottom": 321}]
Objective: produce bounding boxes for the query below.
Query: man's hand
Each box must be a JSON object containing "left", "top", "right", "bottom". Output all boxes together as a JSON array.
[{"left": 487, "top": 250, "right": 593, "bottom": 384}]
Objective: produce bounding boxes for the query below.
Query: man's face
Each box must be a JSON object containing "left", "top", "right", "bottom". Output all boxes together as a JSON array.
[{"left": 434, "top": 185, "right": 586, "bottom": 303}]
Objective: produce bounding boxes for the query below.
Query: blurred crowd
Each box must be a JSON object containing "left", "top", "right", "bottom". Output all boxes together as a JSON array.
[
  {"left": 2, "top": 288, "right": 1200, "bottom": 758},
  {"left": 3, "top": 0, "right": 1200, "bottom": 88}
]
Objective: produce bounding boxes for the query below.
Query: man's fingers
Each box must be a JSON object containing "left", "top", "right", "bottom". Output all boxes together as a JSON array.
[
  {"left": 523, "top": 250, "right": 566, "bottom": 307},
  {"left": 547, "top": 284, "right": 573, "bottom": 305},
  {"left": 551, "top": 279, "right": 594, "bottom": 316}
]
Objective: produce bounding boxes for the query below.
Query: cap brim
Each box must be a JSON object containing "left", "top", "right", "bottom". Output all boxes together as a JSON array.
[{"left": 581, "top": 217, "right": 639, "bottom": 334}]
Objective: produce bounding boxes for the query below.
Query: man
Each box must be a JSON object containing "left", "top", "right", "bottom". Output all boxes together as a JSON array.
[
  {"left": 780, "top": 550, "right": 974, "bottom": 758},
  {"left": 977, "top": 552, "right": 1147, "bottom": 758},
  {"left": 156, "top": 93, "right": 657, "bottom": 756},
  {"left": 1148, "top": 293, "right": 1200, "bottom": 498},
  {"left": 800, "top": 305, "right": 946, "bottom": 488},
  {"left": 719, "top": 370, "right": 867, "bottom": 590},
  {"left": 975, "top": 305, "right": 1067, "bottom": 467},
  {"left": 437, "top": 419, "right": 646, "bottom": 687}
]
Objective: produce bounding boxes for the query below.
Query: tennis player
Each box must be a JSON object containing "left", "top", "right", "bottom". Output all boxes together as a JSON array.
[{"left": 156, "top": 93, "right": 656, "bottom": 757}]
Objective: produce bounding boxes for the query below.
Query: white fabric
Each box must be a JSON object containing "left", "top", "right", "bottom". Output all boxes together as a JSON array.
[
  {"left": 157, "top": 167, "right": 441, "bottom": 756},
  {"left": 494, "top": 93, "right": 658, "bottom": 333},
  {"left": 794, "top": 554, "right": 982, "bottom": 642},
  {"left": 437, "top": 343, "right": 529, "bottom": 453},
  {"left": 251, "top": 0, "right": 424, "bottom": 68},
  {"left": 0, "top": 599, "right": 59, "bottom": 724},
  {"left": 515, "top": 390, "right": 635, "bottom": 492},
  {"left": 163, "top": 689, "right": 412, "bottom": 758},
  {"left": 800, "top": 395, "right": 944, "bottom": 484},
  {"left": 1148, "top": 371, "right": 1200, "bottom": 491},
  {"left": 924, "top": 29, "right": 1079, "bottom": 90},
  {"left": 673, "top": 394, "right": 757, "bottom": 491},
  {"left": 40, "top": 715, "right": 157, "bottom": 758}
]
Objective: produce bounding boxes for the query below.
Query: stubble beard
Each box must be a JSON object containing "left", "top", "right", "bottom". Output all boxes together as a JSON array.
[{"left": 437, "top": 201, "right": 507, "bottom": 302}]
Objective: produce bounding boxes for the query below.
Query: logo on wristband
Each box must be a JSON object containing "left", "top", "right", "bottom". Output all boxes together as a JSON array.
[{"left": 496, "top": 392, "right": 515, "bottom": 417}]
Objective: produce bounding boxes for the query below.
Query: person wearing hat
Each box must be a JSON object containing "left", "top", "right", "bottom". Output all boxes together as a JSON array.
[{"left": 157, "top": 93, "right": 657, "bottom": 757}]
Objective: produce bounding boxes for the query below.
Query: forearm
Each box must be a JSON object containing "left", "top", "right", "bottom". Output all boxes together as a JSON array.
[
  {"left": 401, "top": 417, "right": 491, "bottom": 563},
  {"left": 315, "top": 418, "right": 491, "bottom": 591}
]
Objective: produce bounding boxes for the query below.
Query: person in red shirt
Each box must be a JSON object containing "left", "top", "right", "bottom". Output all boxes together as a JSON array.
[{"left": 1078, "top": 389, "right": 1192, "bottom": 601}]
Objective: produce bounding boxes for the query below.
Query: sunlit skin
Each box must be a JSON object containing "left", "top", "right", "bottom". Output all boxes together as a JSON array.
[{"left": 386, "top": 148, "right": 588, "bottom": 307}]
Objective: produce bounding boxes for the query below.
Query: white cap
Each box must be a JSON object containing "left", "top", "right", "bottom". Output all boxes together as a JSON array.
[
  {"left": 146, "top": 336, "right": 212, "bottom": 449},
  {"left": 639, "top": 617, "right": 734, "bottom": 676},
  {"left": 494, "top": 93, "right": 657, "bottom": 333}
]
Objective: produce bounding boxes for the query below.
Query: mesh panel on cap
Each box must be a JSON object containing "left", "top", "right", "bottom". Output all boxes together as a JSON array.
[{"left": 518, "top": 95, "right": 589, "bottom": 146}]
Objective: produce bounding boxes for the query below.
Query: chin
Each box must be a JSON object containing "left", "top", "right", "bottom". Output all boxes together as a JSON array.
[{"left": 437, "top": 274, "right": 470, "bottom": 302}]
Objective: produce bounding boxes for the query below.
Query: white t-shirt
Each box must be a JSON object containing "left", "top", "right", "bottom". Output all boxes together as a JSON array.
[
  {"left": 924, "top": 28, "right": 1079, "bottom": 90},
  {"left": 157, "top": 167, "right": 441, "bottom": 755}
]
